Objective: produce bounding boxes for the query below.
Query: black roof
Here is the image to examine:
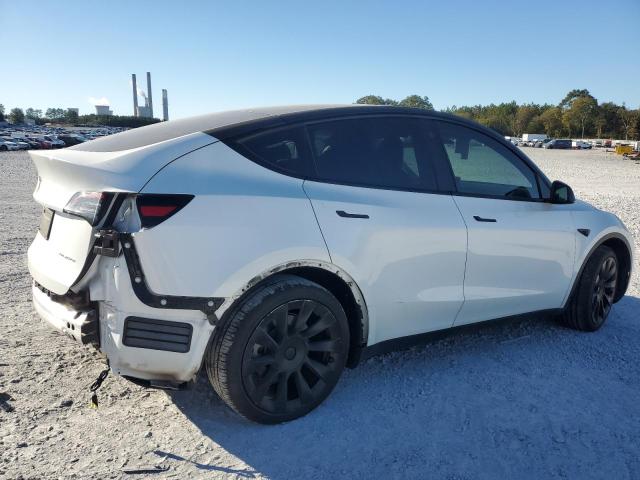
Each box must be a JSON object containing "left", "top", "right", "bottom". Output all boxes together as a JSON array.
[{"left": 69, "top": 105, "right": 478, "bottom": 152}]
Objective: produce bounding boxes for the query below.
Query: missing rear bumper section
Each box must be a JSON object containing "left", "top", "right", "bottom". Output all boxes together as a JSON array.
[
  {"left": 32, "top": 283, "right": 99, "bottom": 347},
  {"left": 94, "top": 230, "right": 224, "bottom": 324}
]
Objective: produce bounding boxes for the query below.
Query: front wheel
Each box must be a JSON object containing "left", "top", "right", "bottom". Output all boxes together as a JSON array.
[
  {"left": 206, "top": 275, "right": 350, "bottom": 424},
  {"left": 561, "top": 245, "right": 618, "bottom": 331}
]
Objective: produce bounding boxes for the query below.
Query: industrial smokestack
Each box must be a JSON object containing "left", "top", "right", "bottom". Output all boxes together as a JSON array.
[
  {"left": 162, "top": 89, "right": 169, "bottom": 121},
  {"left": 146, "top": 72, "right": 153, "bottom": 118},
  {"left": 132, "top": 74, "right": 138, "bottom": 117}
]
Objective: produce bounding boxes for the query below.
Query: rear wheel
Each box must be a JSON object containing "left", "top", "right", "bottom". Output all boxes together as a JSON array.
[
  {"left": 562, "top": 245, "right": 618, "bottom": 331},
  {"left": 206, "top": 275, "right": 350, "bottom": 424},
  {"left": 0, "top": 145, "right": 7, "bottom": 151}
]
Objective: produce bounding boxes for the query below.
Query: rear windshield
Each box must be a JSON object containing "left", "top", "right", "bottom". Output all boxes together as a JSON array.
[{"left": 68, "top": 115, "right": 220, "bottom": 152}]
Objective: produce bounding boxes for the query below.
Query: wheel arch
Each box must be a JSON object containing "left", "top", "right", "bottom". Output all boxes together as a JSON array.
[
  {"left": 567, "top": 232, "right": 632, "bottom": 306},
  {"left": 215, "top": 260, "right": 369, "bottom": 368}
]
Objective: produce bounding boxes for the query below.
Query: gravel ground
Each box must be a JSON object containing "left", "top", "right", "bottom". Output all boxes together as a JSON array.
[{"left": 1, "top": 148, "right": 639, "bottom": 479}]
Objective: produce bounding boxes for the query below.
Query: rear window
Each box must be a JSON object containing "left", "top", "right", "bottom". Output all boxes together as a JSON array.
[{"left": 232, "top": 126, "right": 314, "bottom": 177}]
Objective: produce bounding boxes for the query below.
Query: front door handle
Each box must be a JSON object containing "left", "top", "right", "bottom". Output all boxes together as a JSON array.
[
  {"left": 336, "top": 210, "right": 369, "bottom": 219},
  {"left": 473, "top": 215, "right": 497, "bottom": 223}
]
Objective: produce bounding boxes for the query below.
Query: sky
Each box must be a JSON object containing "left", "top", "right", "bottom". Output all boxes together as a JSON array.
[{"left": 1, "top": 0, "right": 639, "bottom": 119}]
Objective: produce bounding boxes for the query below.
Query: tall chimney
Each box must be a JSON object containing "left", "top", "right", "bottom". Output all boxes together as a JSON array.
[
  {"left": 146, "top": 72, "right": 153, "bottom": 118},
  {"left": 162, "top": 89, "right": 169, "bottom": 121},
  {"left": 132, "top": 74, "right": 138, "bottom": 117}
]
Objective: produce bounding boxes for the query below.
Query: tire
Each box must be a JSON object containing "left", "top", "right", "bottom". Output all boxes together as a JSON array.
[
  {"left": 205, "top": 274, "right": 350, "bottom": 424},
  {"left": 0, "top": 145, "right": 7, "bottom": 151},
  {"left": 561, "top": 245, "right": 618, "bottom": 332}
]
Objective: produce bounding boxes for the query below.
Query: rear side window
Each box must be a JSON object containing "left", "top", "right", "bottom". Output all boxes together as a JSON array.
[
  {"left": 307, "top": 117, "right": 438, "bottom": 191},
  {"left": 436, "top": 121, "right": 540, "bottom": 200},
  {"left": 233, "top": 126, "right": 313, "bottom": 177}
]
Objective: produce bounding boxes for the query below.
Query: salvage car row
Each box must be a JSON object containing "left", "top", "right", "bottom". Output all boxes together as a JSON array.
[{"left": 0, "top": 125, "right": 126, "bottom": 151}]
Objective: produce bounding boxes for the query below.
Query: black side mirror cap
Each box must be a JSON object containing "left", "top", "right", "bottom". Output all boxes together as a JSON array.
[{"left": 549, "top": 180, "right": 575, "bottom": 204}]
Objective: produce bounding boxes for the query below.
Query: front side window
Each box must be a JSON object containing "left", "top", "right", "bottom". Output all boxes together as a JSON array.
[
  {"left": 234, "top": 126, "right": 313, "bottom": 177},
  {"left": 307, "top": 117, "right": 438, "bottom": 191},
  {"left": 436, "top": 121, "right": 540, "bottom": 200}
]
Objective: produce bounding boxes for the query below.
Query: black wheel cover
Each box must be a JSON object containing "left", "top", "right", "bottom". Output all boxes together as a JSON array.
[
  {"left": 591, "top": 255, "right": 617, "bottom": 326},
  {"left": 241, "top": 299, "right": 346, "bottom": 415}
]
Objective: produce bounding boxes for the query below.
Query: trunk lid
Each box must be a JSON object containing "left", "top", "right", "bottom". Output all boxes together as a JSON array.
[{"left": 28, "top": 132, "right": 215, "bottom": 295}]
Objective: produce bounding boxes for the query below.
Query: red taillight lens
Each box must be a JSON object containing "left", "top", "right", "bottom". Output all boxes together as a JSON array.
[
  {"left": 139, "top": 205, "right": 177, "bottom": 217},
  {"left": 136, "top": 194, "right": 193, "bottom": 228},
  {"left": 64, "top": 191, "right": 113, "bottom": 226}
]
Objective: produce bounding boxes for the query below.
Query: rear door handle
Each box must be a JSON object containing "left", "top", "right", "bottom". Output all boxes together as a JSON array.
[
  {"left": 473, "top": 215, "right": 497, "bottom": 223},
  {"left": 336, "top": 210, "right": 369, "bottom": 219}
]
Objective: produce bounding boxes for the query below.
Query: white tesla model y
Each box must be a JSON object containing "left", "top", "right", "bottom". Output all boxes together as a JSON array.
[{"left": 28, "top": 106, "right": 633, "bottom": 423}]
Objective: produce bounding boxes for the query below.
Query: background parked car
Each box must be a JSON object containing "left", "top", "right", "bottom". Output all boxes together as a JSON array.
[
  {"left": 572, "top": 140, "right": 592, "bottom": 149},
  {"left": 533, "top": 138, "right": 551, "bottom": 148},
  {"left": 544, "top": 139, "right": 572, "bottom": 149},
  {"left": 43, "top": 135, "right": 66, "bottom": 148},
  {"left": 2, "top": 136, "right": 28, "bottom": 150},
  {"left": 0, "top": 138, "right": 20, "bottom": 151},
  {"left": 58, "top": 134, "right": 87, "bottom": 147}
]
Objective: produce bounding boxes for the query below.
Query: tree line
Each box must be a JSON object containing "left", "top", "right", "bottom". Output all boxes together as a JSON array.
[
  {"left": 3, "top": 89, "right": 638, "bottom": 138},
  {"left": 356, "top": 89, "right": 640, "bottom": 140},
  {"left": 0, "top": 104, "right": 160, "bottom": 128}
]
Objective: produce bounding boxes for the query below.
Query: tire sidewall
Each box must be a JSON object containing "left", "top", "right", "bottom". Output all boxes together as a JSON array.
[
  {"left": 575, "top": 246, "right": 617, "bottom": 331},
  {"left": 216, "top": 277, "right": 350, "bottom": 423}
]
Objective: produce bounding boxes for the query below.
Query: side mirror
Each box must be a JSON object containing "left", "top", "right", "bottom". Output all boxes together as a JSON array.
[{"left": 549, "top": 180, "right": 575, "bottom": 204}]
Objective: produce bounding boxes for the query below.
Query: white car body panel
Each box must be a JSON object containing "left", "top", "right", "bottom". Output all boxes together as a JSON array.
[
  {"left": 452, "top": 196, "right": 577, "bottom": 325},
  {"left": 303, "top": 181, "right": 467, "bottom": 344},
  {"left": 136, "top": 141, "right": 332, "bottom": 299}
]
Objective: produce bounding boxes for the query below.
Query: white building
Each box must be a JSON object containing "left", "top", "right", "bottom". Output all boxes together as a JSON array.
[
  {"left": 136, "top": 106, "right": 152, "bottom": 118},
  {"left": 95, "top": 105, "right": 113, "bottom": 116}
]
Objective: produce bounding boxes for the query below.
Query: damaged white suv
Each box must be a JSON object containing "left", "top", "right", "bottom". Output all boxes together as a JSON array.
[{"left": 28, "top": 105, "right": 633, "bottom": 423}]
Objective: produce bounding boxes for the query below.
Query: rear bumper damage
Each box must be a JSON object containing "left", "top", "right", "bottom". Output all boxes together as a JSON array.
[
  {"left": 33, "top": 283, "right": 99, "bottom": 347},
  {"left": 31, "top": 232, "right": 226, "bottom": 385}
]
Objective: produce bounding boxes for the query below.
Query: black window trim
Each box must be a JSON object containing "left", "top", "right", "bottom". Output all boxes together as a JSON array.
[
  {"left": 431, "top": 118, "right": 550, "bottom": 204},
  {"left": 221, "top": 112, "right": 552, "bottom": 201}
]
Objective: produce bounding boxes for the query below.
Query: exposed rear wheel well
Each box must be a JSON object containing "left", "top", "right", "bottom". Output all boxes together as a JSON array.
[
  {"left": 600, "top": 237, "right": 631, "bottom": 302},
  {"left": 278, "top": 267, "right": 366, "bottom": 368}
]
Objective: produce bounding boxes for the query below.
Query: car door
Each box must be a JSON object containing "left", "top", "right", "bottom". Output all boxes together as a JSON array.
[
  {"left": 433, "top": 120, "right": 576, "bottom": 326},
  {"left": 303, "top": 116, "right": 468, "bottom": 345}
]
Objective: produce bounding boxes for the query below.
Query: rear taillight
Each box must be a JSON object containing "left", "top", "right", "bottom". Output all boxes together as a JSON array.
[
  {"left": 64, "top": 191, "right": 113, "bottom": 226},
  {"left": 136, "top": 194, "right": 194, "bottom": 228}
]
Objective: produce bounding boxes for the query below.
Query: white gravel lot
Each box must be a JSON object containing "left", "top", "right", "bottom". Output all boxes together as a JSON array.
[{"left": 1, "top": 148, "right": 639, "bottom": 479}]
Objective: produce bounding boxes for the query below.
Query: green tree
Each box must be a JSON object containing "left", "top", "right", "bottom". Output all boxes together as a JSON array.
[
  {"left": 65, "top": 109, "right": 79, "bottom": 125},
  {"left": 355, "top": 95, "right": 398, "bottom": 106},
  {"left": 563, "top": 96, "right": 597, "bottom": 138},
  {"left": 45, "top": 108, "right": 66, "bottom": 121},
  {"left": 9, "top": 108, "right": 25, "bottom": 124},
  {"left": 559, "top": 89, "right": 594, "bottom": 109},
  {"left": 513, "top": 105, "right": 539, "bottom": 136},
  {"left": 618, "top": 104, "right": 636, "bottom": 140},
  {"left": 398, "top": 95, "right": 433, "bottom": 110},
  {"left": 0, "top": 104, "right": 4, "bottom": 122},
  {"left": 595, "top": 102, "right": 621, "bottom": 138},
  {"left": 630, "top": 111, "right": 640, "bottom": 140},
  {"left": 540, "top": 107, "right": 563, "bottom": 137},
  {"left": 25, "top": 108, "right": 43, "bottom": 120}
]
